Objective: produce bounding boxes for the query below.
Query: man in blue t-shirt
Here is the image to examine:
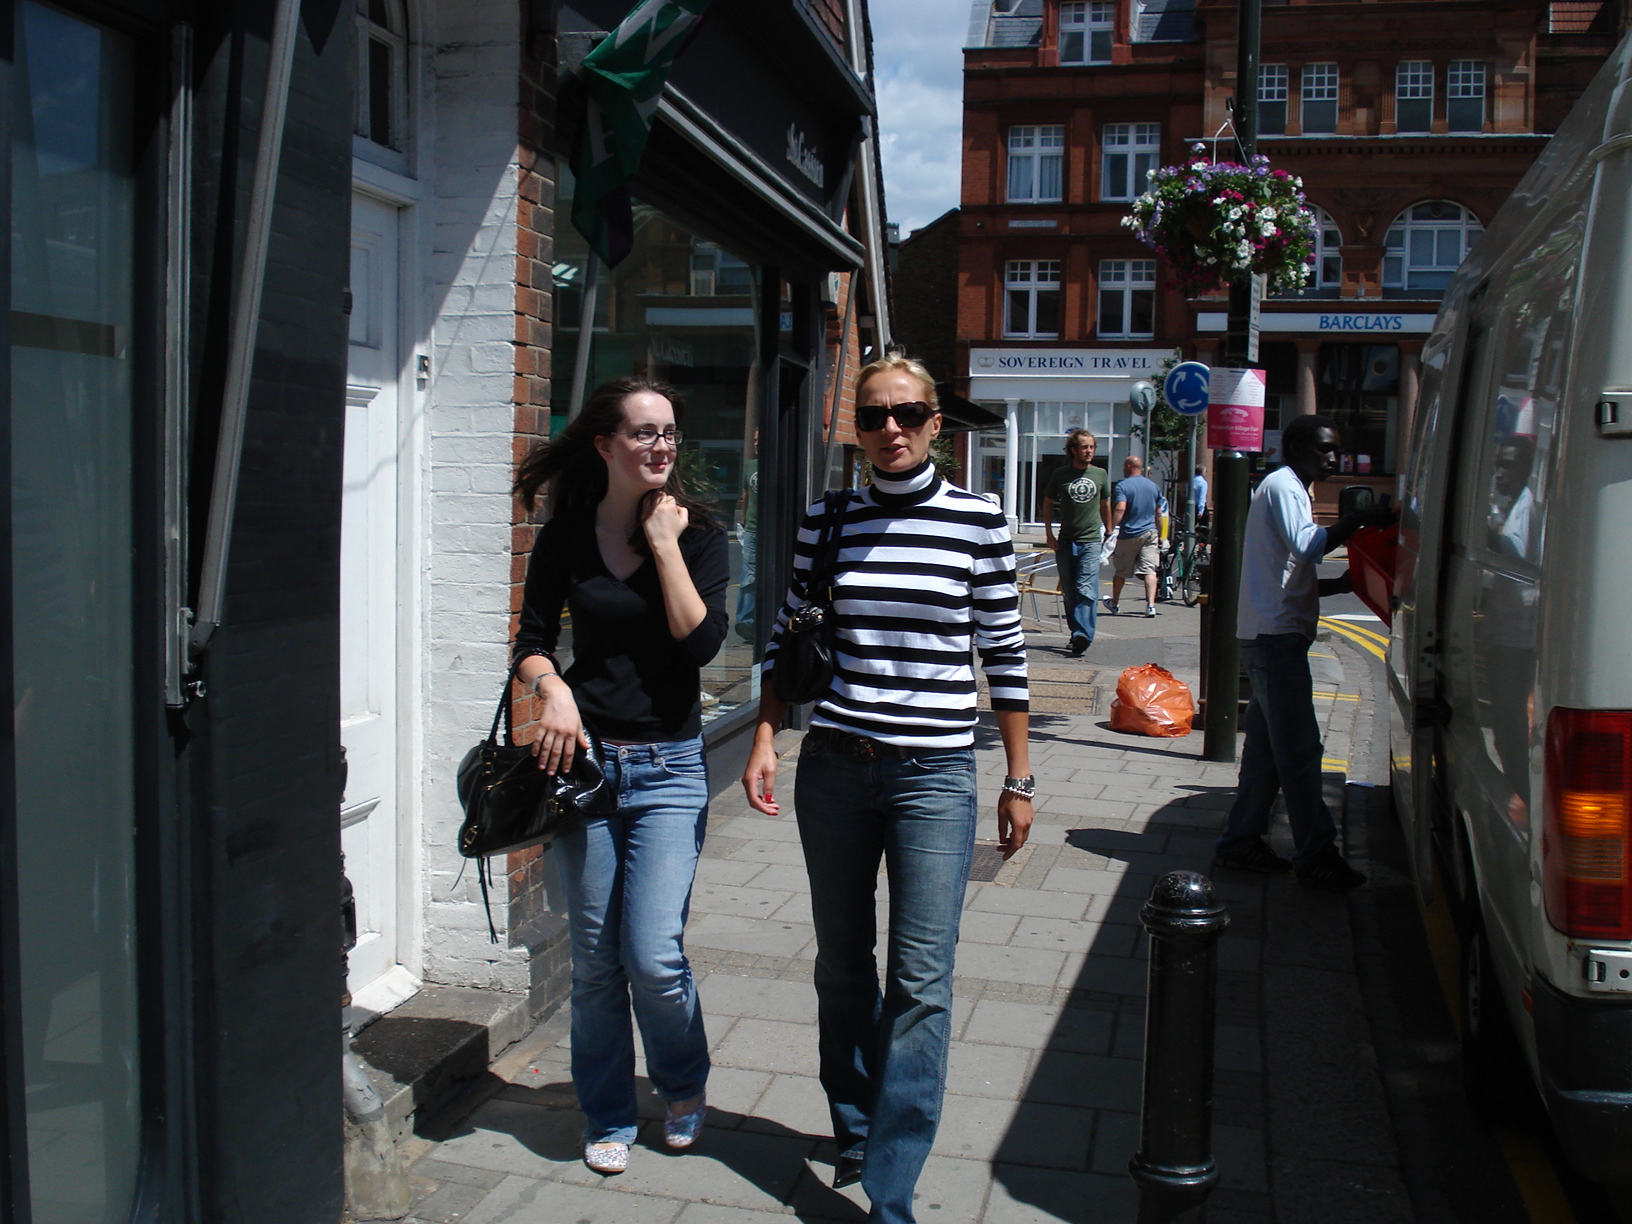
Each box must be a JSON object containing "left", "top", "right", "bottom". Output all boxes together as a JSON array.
[
  {"left": 1108, "top": 456, "right": 1165, "bottom": 617},
  {"left": 1191, "top": 466, "right": 1209, "bottom": 526}
]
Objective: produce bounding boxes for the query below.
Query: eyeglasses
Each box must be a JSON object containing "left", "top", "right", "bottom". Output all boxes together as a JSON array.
[
  {"left": 855, "top": 401, "right": 936, "bottom": 432},
  {"left": 614, "top": 426, "right": 683, "bottom": 447}
]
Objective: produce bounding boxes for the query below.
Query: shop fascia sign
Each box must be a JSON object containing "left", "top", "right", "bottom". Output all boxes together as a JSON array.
[
  {"left": 970, "top": 347, "right": 1173, "bottom": 375},
  {"left": 1195, "top": 310, "right": 1434, "bottom": 334},
  {"left": 785, "top": 124, "right": 825, "bottom": 189}
]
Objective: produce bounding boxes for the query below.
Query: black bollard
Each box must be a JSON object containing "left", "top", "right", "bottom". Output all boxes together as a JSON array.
[{"left": 1129, "top": 870, "right": 1230, "bottom": 1223}]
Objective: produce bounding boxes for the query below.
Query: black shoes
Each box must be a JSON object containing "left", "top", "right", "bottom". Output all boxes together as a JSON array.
[
  {"left": 834, "top": 1155, "right": 864, "bottom": 1189},
  {"left": 1213, "top": 837, "right": 1293, "bottom": 875},
  {"left": 1069, "top": 635, "right": 1088, "bottom": 656},
  {"left": 1296, "top": 844, "right": 1366, "bottom": 891}
]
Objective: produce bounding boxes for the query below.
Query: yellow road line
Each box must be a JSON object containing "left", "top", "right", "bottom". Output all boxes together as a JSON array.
[
  {"left": 1341, "top": 621, "right": 1391, "bottom": 649},
  {"left": 1322, "top": 757, "right": 1348, "bottom": 769},
  {"left": 1313, "top": 692, "right": 1361, "bottom": 702},
  {"left": 1320, "top": 616, "right": 1387, "bottom": 661}
]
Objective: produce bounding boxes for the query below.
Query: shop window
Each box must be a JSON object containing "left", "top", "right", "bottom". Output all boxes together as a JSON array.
[
  {"left": 1007, "top": 125, "right": 1065, "bottom": 203},
  {"left": 1317, "top": 343, "right": 1399, "bottom": 477},
  {"left": 1301, "top": 63, "right": 1338, "bottom": 134},
  {"left": 1059, "top": 1, "right": 1113, "bottom": 65},
  {"left": 11, "top": 3, "right": 144, "bottom": 1217},
  {"left": 1005, "top": 260, "right": 1062, "bottom": 339},
  {"left": 1097, "top": 259, "right": 1155, "bottom": 338},
  {"left": 552, "top": 176, "right": 764, "bottom": 724},
  {"left": 355, "top": 0, "right": 407, "bottom": 151},
  {"left": 1448, "top": 60, "right": 1485, "bottom": 132},
  {"left": 1396, "top": 60, "right": 1434, "bottom": 134},
  {"left": 1101, "top": 122, "right": 1159, "bottom": 201},
  {"left": 1383, "top": 201, "right": 1483, "bottom": 291},
  {"left": 1260, "top": 64, "right": 1288, "bottom": 136}
]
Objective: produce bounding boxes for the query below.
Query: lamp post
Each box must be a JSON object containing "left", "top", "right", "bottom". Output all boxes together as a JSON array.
[{"left": 1201, "top": 0, "right": 1262, "bottom": 764}]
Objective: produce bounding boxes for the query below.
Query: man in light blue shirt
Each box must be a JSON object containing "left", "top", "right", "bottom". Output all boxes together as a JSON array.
[
  {"left": 1190, "top": 467, "right": 1208, "bottom": 525},
  {"left": 1213, "top": 415, "right": 1394, "bottom": 890},
  {"left": 1107, "top": 456, "right": 1165, "bottom": 617}
]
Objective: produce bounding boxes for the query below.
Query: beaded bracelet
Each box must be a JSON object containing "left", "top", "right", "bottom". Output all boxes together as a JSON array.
[{"left": 1001, "top": 775, "right": 1037, "bottom": 800}]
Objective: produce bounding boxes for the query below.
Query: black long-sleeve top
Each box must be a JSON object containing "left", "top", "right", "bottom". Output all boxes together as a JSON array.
[{"left": 513, "top": 512, "right": 730, "bottom": 742}]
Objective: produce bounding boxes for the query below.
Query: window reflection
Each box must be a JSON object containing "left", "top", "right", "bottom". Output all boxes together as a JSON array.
[
  {"left": 11, "top": 4, "right": 142, "bottom": 1219},
  {"left": 553, "top": 177, "right": 762, "bottom": 723}
]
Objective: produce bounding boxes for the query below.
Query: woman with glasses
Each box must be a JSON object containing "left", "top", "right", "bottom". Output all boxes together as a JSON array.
[
  {"left": 741, "top": 356, "right": 1033, "bottom": 1224},
  {"left": 512, "top": 377, "right": 728, "bottom": 1174}
]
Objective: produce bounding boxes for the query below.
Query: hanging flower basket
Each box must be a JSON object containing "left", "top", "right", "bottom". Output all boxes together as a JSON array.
[{"left": 1121, "top": 145, "right": 1318, "bottom": 296}]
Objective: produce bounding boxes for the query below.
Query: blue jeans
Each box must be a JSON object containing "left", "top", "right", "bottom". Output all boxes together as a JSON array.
[
  {"left": 1216, "top": 634, "right": 1336, "bottom": 868},
  {"left": 553, "top": 736, "right": 711, "bottom": 1143},
  {"left": 794, "top": 735, "right": 977, "bottom": 1224},
  {"left": 1056, "top": 539, "right": 1100, "bottom": 646}
]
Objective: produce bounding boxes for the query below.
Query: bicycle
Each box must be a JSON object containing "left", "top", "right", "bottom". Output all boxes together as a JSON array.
[{"left": 1168, "top": 526, "right": 1209, "bottom": 607}]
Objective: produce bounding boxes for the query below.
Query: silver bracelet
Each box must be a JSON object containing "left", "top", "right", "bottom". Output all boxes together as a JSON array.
[
  {"left": 531, "top": 671, "right": 558, "bottom": 697},
  {"left": 1001, "top": 775, "right": 1036, "bottom": 800}
]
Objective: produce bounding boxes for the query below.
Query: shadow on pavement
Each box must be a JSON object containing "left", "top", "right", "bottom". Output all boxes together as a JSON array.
[{"left": 417, "top": 1072, "right": 868, "bottom": 1222}]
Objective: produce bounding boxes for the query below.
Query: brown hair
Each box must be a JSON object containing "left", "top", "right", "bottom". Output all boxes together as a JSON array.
[
  {"left": 1065, "top": 428, "right": 1096, "bottom": 456},
  {"left": 513, "top": 378, "right": 719, "bottom": 536}
]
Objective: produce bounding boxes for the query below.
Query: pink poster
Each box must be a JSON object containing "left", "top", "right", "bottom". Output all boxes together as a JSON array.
[{"left": 1206, "top": 368, "right": 1266, "bottom": 452}]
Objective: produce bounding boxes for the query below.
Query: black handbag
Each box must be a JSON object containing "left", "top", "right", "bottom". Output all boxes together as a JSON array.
[
  {"left": 773, "top": 491, "right": 849, "bottom": 704},
  {"left": 456, "top": 659, "right": 615, "bottom": 939}
]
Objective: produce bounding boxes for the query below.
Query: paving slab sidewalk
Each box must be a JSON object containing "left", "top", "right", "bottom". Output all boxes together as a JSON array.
[{"left": 392, "top": 622, "right": 1407, "bottom": 1224}]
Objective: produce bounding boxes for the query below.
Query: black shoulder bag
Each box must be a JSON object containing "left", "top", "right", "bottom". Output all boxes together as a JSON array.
[
  {"left": 773, "top": 491, "right": 850, "bottom": 704},
  {"left": 455, "top": 658, "right": 615, "bottom": 939}
]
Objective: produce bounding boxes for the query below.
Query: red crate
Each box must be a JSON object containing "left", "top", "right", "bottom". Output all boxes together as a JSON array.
[{"left": 1346, "top": 523, "right": 1398, "bottom": 627}]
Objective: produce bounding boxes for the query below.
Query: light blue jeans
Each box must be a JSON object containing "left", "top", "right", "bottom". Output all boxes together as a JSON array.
[
  {"left": 1216, "top": 633, "right": 1337, "bottom": 869},
  {"left": 1056, "top": 539, "right": 1100, "bottom": 647},
  {"left": 794, "top": 734, "right": 977, "bottom": 1224},
  {"left": 552, "top": 735, "right": 710, "bottom": 1144}
]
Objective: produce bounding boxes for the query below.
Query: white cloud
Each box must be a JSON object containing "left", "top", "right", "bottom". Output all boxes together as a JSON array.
[{"left": 870, "top": 0, "right": 969, "bottom": 236}]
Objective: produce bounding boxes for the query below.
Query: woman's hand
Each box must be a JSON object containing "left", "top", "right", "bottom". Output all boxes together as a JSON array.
[
  {"left": 997, "top": 793, "right": 1033, "bottom": 859},
  {"left": 741, "top": 741, "right": 780, "bottom": 816},
  {"left": 643, "top": 492, "right": 690, "bottom": 551},
  {"left": 531, "top": 679, "right": 586, "bottom": 776}
]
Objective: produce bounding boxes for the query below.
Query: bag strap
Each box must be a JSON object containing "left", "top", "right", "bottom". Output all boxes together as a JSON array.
[
  {"left": 489, "top": 657, "right": 525, "bottom": 746},
  {"left": 803, "top": 490, "right": 850, "bottom": 603}
]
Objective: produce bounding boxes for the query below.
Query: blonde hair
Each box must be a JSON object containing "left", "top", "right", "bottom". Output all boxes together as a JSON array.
[{"left": 854, "top": 355, "right": 940, "bottom": 410}]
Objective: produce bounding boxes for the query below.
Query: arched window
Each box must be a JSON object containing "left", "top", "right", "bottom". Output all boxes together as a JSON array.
[
  {"left": 356, "top": 0, "right": 407, "bottom": 152},
  {"left": 1383, "top": 201, "right": 1483, "bottom": 291},
  {"left": 1311, "top": 206, "right": 1342, "bottom": 291}
]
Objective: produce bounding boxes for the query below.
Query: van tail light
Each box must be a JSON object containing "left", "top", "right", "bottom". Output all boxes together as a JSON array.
[{"left": 1543, "top": 708, "right": 1632, "bottom": 939}]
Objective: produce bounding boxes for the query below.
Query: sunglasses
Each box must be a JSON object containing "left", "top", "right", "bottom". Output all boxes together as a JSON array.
[{"left": 855, "top": 401, "right": 936, "bottom": 432}]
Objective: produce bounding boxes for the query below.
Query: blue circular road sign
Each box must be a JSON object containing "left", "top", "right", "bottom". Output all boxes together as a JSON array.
[{"left": 1164, "top": 361, "right": 1211, "bottom": 416}]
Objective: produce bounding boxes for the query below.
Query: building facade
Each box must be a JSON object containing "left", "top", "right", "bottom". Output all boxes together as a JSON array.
[
  {"left": 0, "top": 1, "right": 891, "bottom": 1218},
  {"left": 957, "top": 0, "right": 1624, "bottom": 522}
]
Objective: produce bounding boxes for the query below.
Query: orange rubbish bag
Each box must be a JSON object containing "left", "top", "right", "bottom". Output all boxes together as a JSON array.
[{"left": 1109, "top": 663, "right": 1195, "bottom": 738}]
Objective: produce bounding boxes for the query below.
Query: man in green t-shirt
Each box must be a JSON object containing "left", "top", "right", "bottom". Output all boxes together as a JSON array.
[{"left": 1041, "top": 429, "right": 1112, "bottom": 656}]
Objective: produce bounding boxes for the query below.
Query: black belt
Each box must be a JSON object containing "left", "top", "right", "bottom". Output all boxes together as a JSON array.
[{"left": 807, "top": 726, "right": 913, "bottom": 762}]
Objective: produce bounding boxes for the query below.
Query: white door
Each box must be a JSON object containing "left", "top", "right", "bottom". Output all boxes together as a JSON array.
[{"left": 343, "top": 192, "right": 411, "bottom": 1006}]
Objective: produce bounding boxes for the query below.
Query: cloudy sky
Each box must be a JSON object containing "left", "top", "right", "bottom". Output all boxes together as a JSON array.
[{"left": 870, "top": 0, "right": 970, "bottom": 237}]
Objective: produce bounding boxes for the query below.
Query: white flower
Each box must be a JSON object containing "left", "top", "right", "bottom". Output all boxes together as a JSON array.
[
  {"left": 1236, "top": 242, "right": 1251, "bottom": 261},
  {"left": 1146, "top": 168, "right": 1157, "bottom": 180},
  {"left": 1228, "top": 206, "right": 1243, "bottom": 220},
  {"left": 1259, "top": 221, "right": 1277, "bottom": 237},
  {"left": 1260, "top": 206, "right": 1277, "bottom": 221}
]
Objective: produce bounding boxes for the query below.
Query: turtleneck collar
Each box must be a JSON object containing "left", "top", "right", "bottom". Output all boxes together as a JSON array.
[{"left": 868, "top": 457, "right": 940, "bottom": 507}]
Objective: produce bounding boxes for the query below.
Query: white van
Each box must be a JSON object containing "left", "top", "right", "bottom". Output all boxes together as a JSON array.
[{"left": 1389, "top": 33, "right": 1632, "bottom": 1182}]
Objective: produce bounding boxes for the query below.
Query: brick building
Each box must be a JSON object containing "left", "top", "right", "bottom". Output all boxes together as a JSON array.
[{"left": 956, "top": 0, "right": 1624, "bottom": 525}]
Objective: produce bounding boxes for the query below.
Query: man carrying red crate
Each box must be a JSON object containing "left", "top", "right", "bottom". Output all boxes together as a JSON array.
[{"left": 1212, "top": 414, "right": 1398, "bottom": 890}]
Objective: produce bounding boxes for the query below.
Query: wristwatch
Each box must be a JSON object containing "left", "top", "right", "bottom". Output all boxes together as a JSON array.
[{"left": 1001, "top": 775, "right": 1036, "bottom": 800}]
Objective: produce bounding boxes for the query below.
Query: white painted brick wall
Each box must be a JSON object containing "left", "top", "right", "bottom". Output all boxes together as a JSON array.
[{"left": 417, "top": 0, "right": 530, "bottom": 991}]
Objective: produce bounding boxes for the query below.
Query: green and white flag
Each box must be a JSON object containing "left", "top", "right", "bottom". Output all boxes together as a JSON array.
[{"left": 571, "top": 0, "right": 711, "bottom": 266}]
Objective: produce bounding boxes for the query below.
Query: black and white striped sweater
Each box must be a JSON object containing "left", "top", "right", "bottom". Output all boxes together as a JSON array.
[{"left": 763, "top": 461, "right": 1029, "bottom": 748}]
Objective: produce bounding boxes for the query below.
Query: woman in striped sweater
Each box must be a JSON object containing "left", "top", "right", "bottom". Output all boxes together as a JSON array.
[{"left": 741, "top": 356, "right": 1033, "bottom": 1224}]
